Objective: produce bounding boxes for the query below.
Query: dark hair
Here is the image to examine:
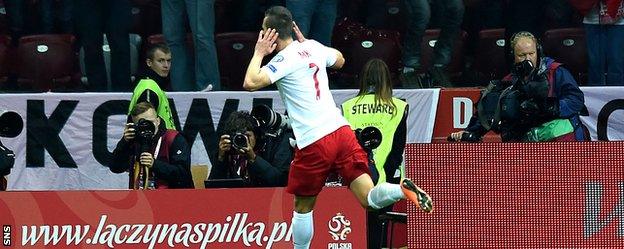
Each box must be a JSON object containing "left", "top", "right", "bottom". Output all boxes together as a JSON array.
[
  {"left": 221, "top": 111, "right": 258, "bottom": 136},
  {"left": 130, "top": 102, "right": 155, "bottom": 117},
  {"left": 146, "top": 43, "right": 171, "bottom": 61},
  {"left": 264, "top": 6, "right": 293, "bottom": 40},
  {"left": 357, "top": 58, "right": 396, "bottom": 114}
]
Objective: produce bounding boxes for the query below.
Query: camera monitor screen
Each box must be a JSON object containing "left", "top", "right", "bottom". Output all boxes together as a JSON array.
[{"left": 204, "top": 178, "right": 246, "bottom": 188}]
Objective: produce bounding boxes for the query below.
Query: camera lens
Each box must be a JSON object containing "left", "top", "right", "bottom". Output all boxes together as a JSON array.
[
  {"left": 251, "top": 104, "right": 276, "bottom": 128},
  {"left": 232, "top": 133, "right": 248, "bottom": 150},
  {"left": 135, "top": 119, "right": 156, "bottom": 153}
]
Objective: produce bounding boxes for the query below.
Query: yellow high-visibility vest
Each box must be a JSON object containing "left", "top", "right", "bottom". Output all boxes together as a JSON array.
[{"left": 342, "top": 94, "right": 407, "bottom": 184}]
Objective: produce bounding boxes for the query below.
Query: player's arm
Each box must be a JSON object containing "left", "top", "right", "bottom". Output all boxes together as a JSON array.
[
  {"left": 243, "top": 53, "right": 271, "bottom": 91},
  {"left": 328, "top": 48, "right": 345, "bottom": 69},
  {"left": 244, "top": 29, "right": 278, "bottom": 91}
]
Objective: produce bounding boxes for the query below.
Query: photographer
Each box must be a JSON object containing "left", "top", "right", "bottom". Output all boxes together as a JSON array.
[
  {"left": 0, "top": 141, "right": 15, "bottom": 191},
  {"left": 449, "top": 31, "right": 587, "bottom": 142},
  {"left": 0, "top": 111, "right": 21, "bottom": 191},
  {"left": 109, "top": 102, "right": 193, "bottom": 189},
  {"left": 208, "top": 109, "right": 294, "bottom": 187}
]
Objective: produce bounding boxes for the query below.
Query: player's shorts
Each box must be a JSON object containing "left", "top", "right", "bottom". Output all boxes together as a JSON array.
[{"left": 286, "top": 125, "right": 370, "bottom": 196}]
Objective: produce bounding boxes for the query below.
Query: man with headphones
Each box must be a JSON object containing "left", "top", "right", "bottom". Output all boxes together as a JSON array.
[
  {"left": 449, "top": 31, "right": 587, "bottom": 142},
  {"left": 208, "top": 110, "right": 295, "bottom": 187}
]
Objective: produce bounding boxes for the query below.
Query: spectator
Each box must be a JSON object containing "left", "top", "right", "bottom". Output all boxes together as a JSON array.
[
  {"left": 135, "top": 43, "right": 172, "bottom": 90},
  {"left": 209, "top": 110, "right": 294, "bottom": 187},
  {"left": 400, "top": 0, "right": 465, "bottom": 88},
  {"left": 161, "top": 0, "right": 220, "bottom": 91},
  {"left": 570, "top": 0, "right": 624, "bottom": 85},
  {"left": 40, "top": 0, "right": 73, "bottom": 34},
  {"left": 449, "top": 31, "right": 587, "bottom": 142},
  {"left": 3, "top": 0, "right": 28, "bottom": 43},
  {"left": 74, "top": 0, "right": 132, "bottom": 92},
  {"left": 341, "top": 59, "right": 408, "bottom": 249},
  {"left": 227, "top": 0, "right": 284, "bottom": 32},
  {"left": 109, "top": 102, "right": 193, "bottom": 189},
  {"left": 128, "top": 43, "right": 176, "bottom": 131},
  {"left": 503, "top": 0, "right": 579, "bottom": 63},
  {"left": 285, "top": 0, "right": 337, "bottom": 46}
]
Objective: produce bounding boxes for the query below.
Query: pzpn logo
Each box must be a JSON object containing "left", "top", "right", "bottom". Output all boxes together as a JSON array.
[{"left": 327, "top": 213, "right": 352, "bottom": 249}]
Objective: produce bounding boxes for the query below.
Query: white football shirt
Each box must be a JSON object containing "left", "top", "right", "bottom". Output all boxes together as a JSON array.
[{"left": 261, "top": 40, "right": 349, "bottom": 148}]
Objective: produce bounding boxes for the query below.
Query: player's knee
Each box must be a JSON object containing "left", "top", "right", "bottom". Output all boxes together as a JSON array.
[
  {"left": 358, "top": 199, "right": 370, "bottom": 209},
  {"left": 294, "top": 196, "right": 317, "bottom": 213}
]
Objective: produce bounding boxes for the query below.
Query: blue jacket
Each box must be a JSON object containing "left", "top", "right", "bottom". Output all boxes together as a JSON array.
[
  {"left": 541, "top": 57, "right": 586, "bottom": 141},
  {"left": 467, "top": 57, "right": 587, "bottom": 141}
]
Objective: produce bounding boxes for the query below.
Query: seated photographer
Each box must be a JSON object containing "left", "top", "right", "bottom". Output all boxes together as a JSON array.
[
  {"left": 208, "top": 109, "right": 294, "bottom": 187},
  {"left": 109, "top": 102, "right": 194, "bottom": 189},
  {"left": 449, "top": 31, "right": 587, "bottom": 142}
]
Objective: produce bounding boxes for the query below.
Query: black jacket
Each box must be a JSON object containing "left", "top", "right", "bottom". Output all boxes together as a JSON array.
[
  {"left": 209, "top": 129, "right": 294, "bottom": 187},
  {"left": 109, "top": 121, "right": 194, "bottom": 189}
]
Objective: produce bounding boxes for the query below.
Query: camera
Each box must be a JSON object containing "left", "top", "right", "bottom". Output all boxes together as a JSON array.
[
  {"left": 0, "top": 142, "right": 15, "bottom": 176},
  {"left": 134, "top": 118, "right": 155, "bottom": 153},
  {"left": 355, "top": 126, "right": 382, "bottom": 150},
  {"left": 512, "top": 60, "right": 534, "bottom": 79},
  {"left": 0, "top": 111, "right": 21, "bottom": 176},
  {"left": 230, "top": 132, "right": 249, "bottom": 151},
  {"left": 251, "top": 104, "right": 291, "bottom": 132},
  {"left": 0, "top": 111, "right": 23, "bottom": 138}
]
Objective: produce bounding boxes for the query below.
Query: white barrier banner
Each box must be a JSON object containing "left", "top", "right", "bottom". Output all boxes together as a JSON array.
[
  {"left": 580, "top": 86, "right": 624, "bottom": 141},
  {"left": 0, "top": 89, "right": 439, "bottom": 190}
]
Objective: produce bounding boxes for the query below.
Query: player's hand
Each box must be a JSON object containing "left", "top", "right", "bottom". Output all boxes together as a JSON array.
[
  {"left": 217, "top": 135, "right": 232, "bottom": 161},
  {"left": 123, "top": 123, "right": 135, "bottom": 142},
  {"left": 293, "top": 21, "right": 306, "bottom": 43},
  {"left": 139, "top": 152, "right": 154, "bottom": 168},
  {"left": 254, "top": 28, "right": 278, "bottom": 57}
]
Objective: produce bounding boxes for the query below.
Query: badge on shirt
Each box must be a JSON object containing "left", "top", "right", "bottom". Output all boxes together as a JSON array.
[
  {"left": 273, "top": 55, "right": 284, "bottom": 62},
  {"left": 268, "top": 64, "right": 277, "bottom": 73}
]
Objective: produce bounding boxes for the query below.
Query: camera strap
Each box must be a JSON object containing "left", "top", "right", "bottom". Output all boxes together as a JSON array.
[
  {"left": 153, "top": 137, "right": 163, "bottom": 159},
  {"left": 133, "top": 137, "right": 162, "bottom": 190}
]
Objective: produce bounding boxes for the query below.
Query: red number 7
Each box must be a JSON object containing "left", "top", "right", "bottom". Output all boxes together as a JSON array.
[{"left": 309, "top": 63, "right": 320, "bottom": 100}]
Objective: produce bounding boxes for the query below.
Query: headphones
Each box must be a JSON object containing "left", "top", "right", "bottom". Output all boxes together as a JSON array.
[{"left": 509, "top": 31, "right": 544, "bottom": 59}]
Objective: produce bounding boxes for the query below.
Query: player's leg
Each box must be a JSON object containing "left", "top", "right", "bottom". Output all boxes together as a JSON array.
[
  {"left": 286, "top": 141, "right": 332, "bottom": 249},
  {"left": 349, "top": 174, "right": 433, "bottom": 212},
  {"left": 333, "top": 126, "right": 433, "bottom": 212},
  {"left": 292, "top": 195, "right": 317, "bottom": 249}
]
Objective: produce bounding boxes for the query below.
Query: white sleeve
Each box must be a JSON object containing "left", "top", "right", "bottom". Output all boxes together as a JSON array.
[
  {"left": 324, "top": 45, "right": 337, "bottom": 68},
  {"left": 261, "top": 53, "right": 296, "bottom": 84},
  {"left": 307, "top": 39, "right": 337, "bottom": 68}
]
